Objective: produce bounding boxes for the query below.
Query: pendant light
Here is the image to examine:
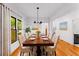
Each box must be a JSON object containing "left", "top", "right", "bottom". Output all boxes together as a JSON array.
[{"left": 34, "top": 7, "right": 42, "bottom": 24}]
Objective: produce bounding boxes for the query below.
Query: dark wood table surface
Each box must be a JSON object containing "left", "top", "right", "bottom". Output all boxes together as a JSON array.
[{"left": 23, "top": 36, "right": 54, "bottom": 46}]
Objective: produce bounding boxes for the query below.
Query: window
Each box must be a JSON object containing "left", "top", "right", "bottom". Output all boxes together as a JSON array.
[
  {"left": 17, "top": 19, "right": 22, "bottom": 35},
  {"left": 11, "top": 16, "right": 17, "bottom": 44},
  {"left": 11, "top": 16, "right": 22, "bottom": 44}
]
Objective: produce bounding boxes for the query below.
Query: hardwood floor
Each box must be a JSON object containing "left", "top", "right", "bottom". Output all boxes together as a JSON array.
[
  {"left": 11, "top": 39, "right": 79, "bottom": 56},
  {"left": 10, "top": 47, "right": 20, "bottom": 56},
  {"left": 56, "top": 40, "right": 79, "bottom": 56}
]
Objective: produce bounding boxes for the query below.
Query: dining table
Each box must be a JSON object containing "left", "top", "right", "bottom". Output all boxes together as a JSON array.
[{"left": 23, "top": 35, "right": 54, "bottom": 56}]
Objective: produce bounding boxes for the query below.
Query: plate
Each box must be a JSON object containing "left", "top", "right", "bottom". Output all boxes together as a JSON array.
[
  {"left": 30, "top": 38, "right": 35, "bottom": 40},
  {"left": 42, "top": 38, "right": 48, "bottom": 40}
]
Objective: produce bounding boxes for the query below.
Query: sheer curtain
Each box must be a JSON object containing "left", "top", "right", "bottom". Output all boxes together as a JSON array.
[
  {"left": 0, "top": 4, "right": 2, "bottom": 56},
  {"left": 2, "top": 4, "right": 11, "bottom": 56}
]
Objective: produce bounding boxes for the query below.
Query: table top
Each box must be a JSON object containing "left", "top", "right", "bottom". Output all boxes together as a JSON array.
[{"left": 23, "top": 36, "right": 54, "bottom": 46}]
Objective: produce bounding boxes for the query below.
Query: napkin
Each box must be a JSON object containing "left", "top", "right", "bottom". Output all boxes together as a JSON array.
[
  {"left": 42, "top": 37, "right": 48, "bottom": 40},
  {"left": 30, "top": 38, "right": 35, "bottom": 40}
]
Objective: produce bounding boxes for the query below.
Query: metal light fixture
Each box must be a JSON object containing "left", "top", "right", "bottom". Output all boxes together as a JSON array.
[{"left": 34, "top": 7, "right": 42, "bottom": 24}]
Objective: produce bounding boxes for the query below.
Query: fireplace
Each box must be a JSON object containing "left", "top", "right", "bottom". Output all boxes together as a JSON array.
[{"left": 74, "top": 34, "right": 79, "bottom": 44}]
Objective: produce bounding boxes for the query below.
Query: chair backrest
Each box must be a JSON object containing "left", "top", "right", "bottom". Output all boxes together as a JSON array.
[
  {"left": 18, "top": 35, "right": 24, "bottom": 48},
  {"left": 50, "top": 34, "right": 60, "bottom": 48},
  {"left": 52, "top": 34, "right": 58, "bottom": 45},
  {"left": 51, "top": 32, "right": 55, "bottom": 40},
  {"left": 54, "top": 35, "right": 60, "bottom": 49}
]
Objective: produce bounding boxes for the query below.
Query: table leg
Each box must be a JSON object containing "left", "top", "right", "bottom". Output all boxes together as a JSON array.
[{"left": 36, "top": 46, "right": 41, "bottom": 56}]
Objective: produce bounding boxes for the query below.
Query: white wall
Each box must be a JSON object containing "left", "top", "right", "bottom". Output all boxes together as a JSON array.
[
  {"left": 73, "top": 18, "right": 79, "bottom": 34},
  {"left": 41, "top": 23, "right": 48, "bottom": 34},
  {"left": 53, "top": 18, "right": 74, "bottom": 44}
]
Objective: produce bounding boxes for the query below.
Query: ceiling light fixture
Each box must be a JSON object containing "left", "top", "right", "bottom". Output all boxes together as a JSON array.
[{"left": 34, "top": 7, "right": 42, "bottom": 24}]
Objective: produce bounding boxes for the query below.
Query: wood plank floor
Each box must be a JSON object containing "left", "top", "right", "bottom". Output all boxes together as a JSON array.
[
  {"left": 56, "top": 40, "right": 79, "bottom": 56},
  {"left": 10, "top": 47, "right": 20, "bottom": 56},
  {"left": 11, "top": 39, "right": 79, "bottom": 56}
]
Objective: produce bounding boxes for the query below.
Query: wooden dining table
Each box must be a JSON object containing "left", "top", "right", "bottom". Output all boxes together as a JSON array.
[
  {"left": 23, "top": 35, "right": 54, "bottom": 56},
  {"left": 23, "top": 37, "right": 54, "bottom": 46}
]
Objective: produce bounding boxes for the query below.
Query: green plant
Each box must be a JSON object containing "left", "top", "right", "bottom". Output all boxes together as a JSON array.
[
  {"left": 25, "top": 27, "right": 31, "bottom": 39},
  {"left": 25, "top": 27, "right": 31, "bottom": 33}
]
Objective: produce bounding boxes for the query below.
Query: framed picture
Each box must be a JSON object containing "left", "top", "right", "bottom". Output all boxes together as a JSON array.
[{"left": 59, "top": 22, "right": 67, "bottom": 30}]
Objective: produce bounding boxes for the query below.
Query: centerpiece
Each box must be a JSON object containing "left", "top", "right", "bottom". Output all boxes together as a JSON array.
[{"left": 36, "top": 30, "right": 40, "bottom": 38}]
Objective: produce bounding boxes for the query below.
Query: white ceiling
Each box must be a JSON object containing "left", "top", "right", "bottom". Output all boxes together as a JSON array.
[{"left": 4, "top": 3, "right": 78, "bottom": 20}]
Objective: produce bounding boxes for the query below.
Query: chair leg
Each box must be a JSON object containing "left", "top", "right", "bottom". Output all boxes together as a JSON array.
[
  {"left": 20, "top": 51, "right": 22, "bottom": 56},
  {"left": 55, "top": 51, "right": 56, "bottom": 56},
  {"left": 20, "top": 51, "right": 24, "bottom": 56},
  {"left": 46, "top": 52, "right": 48, "bottom": 56},
  {"left": 29, "top": 51, "right": 32, "bottom": 56},
  {"left": 51, "top": 51, "right": 56, "bottom": 56}
]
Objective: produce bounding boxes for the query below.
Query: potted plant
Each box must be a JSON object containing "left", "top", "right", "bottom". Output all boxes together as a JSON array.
[{"left": 25, "top": 27, "right": 31, "bottom": 39}]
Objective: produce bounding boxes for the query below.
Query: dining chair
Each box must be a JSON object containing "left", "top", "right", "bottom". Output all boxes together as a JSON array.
[
  {"left": 45, "top": 34, "right": 60, "bottom": 56},
  {"left": 40, "top": 35, "right": 48, "bottom": 55},
  {"left": 40, "top": 46, "right": 46, "bottom": 55},
  {"left": 18, "top": 35, "right": 32, "bottom": 56},
  {"left": 32, "top": 46, "right": 37, "bottom": 56},
  {"left": 29, "top": 34, "right": 37, "bottom": 56}
]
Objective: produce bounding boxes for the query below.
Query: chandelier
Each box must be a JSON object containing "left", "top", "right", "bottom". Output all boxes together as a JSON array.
[{"left": 34, "top": 7, "right": 42, "bottom": 24}]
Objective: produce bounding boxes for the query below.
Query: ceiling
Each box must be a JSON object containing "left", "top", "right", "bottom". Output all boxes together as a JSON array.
[{"left": 4, "top": 3, "right": 78, "bottom": 20}]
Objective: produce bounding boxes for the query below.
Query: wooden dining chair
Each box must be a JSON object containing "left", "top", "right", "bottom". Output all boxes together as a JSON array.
[
  {"left": 45, "top": 34, "right": 60, "bottom": 56},
  {"left": 18, "top": 35, "right": 31, "bottom": 56}
]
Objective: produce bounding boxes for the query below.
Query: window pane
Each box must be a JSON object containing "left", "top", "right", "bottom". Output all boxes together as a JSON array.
[
  {"left": 17, "top": 19, "right": 22, "bottom": 35},
  {"left": 11, "top": 29, "right": 17, "bottom": 43},
  {"left": 17, "top": 19, "right": 22, "bottom": 30},
  {"left": 11, "top": 16, "right": 16, "bottom": 29},
  {"left": 11, "top": 16, "right": 17, "bottom": 44}
]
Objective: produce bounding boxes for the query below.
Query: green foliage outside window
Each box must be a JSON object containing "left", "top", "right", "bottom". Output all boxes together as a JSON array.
[
  {"left": 11, "top": 16, "right": 17, "bottom": 44},
  {"left": 11, "top": 16, "right": 16, "bottom": 29},
  {"left": 18, "top": 19, "right": 22, "bottom": 30},
  {"left": 17, "top": 19, "right": 22, "bottom": 35}
]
